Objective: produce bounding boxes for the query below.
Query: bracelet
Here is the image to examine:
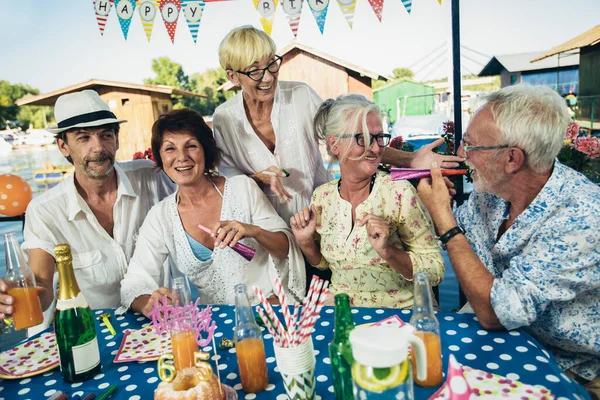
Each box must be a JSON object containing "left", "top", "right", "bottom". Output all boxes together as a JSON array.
[{"left": 437, "top": 226, "right": 465, "bottom": 249}]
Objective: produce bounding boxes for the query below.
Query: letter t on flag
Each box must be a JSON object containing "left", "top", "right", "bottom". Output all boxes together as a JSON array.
[{"left": 93, "top": 0, "right": 115, "bottom": 36}]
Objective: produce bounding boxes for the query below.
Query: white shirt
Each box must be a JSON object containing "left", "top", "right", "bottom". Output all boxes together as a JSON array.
[
  {"left": 22, "top": 160, "right": 175, "bottom": 310},
  {"left": 213, "top": 81, "right": 330, "bottom": 224},
  {"left": 120, "top": 175, "right": 306, "bottom": 307}
]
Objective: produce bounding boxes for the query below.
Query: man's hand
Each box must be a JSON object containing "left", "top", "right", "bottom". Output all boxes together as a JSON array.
[
  {"left": 417, "top": 162, "right": 457, "bottom": 233},
  {"left": 290, "top": 205, "right": 317, "bottom": 246},
  {"left": 253, "top": 166, "right": 292, "bottom": 202},
  {"left": 410, "top": 138, "right": 464, "bottom": 169},
  {"left": 360, "top": 214, "right": 391, "bottom": 259}
]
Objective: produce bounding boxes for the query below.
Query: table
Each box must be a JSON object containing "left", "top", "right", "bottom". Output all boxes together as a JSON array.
[{"left": 0, "top": 306, "right": 590, "bottom": 400}]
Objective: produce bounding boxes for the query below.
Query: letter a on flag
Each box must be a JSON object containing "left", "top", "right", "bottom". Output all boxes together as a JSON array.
[
  {"left": 181, "top": 0, "right": 205, "bottom": 44},
  {"left": 93, "top": 0, "right": 115, "bottom": 36},
  {"left": 160, "top": 0, "right": 181, "bottom": 43},
  {"left": 136, "top": 0, "right": 159, "bottom": 42},
  {"left": 253, "top": 0, "right": 279, "bottom": 36},
  {"left": 115, "top": 0, "right": 137, "bottom": 39}
]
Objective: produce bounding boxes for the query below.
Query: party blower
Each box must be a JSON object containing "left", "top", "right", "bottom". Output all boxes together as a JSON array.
[
  {"left": 197, "top": 224, "right": 256, "bottom": 261},
  {"left": 391, "top": 168, "right": 467, "bottom": 181}
]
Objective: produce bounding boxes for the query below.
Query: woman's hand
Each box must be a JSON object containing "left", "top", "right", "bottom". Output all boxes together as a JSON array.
[
  {"left": 211, "top": 220, "right": 259, "bottom": 249},
  {"left": 360, "top": 213, "right": 391, "bottom": 259},
  {"left": 133, "top": 287, "right": 172, "bottom": 318},
  {"left": 254, "top": 166, "right": 293, "bottom": 202},
  {"left": 410, "top": 138, "right": 465, "bottom": 169},
  {"left": 290, "top": 205, "right": 317, "bottom": 245}
]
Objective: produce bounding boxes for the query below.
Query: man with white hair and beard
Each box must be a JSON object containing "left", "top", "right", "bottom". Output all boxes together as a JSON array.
[
  {"left": 0, "top": 90, "right": 175, "bottom": 327},
  {"left": 418, "top": 84, "right": 600, "bottom": 397}
]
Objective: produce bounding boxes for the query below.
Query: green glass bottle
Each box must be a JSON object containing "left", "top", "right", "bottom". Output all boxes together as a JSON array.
[
  {"left": 53, "top": 244, "right": 102, "bottom": 383},
  {"left": 329, "top": 294, "right": 355, "bottom": 400}
]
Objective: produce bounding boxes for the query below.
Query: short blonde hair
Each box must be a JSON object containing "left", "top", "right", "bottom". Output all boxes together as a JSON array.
[{"left": 218, "top": 25, "right": 277, "bottom": 72}]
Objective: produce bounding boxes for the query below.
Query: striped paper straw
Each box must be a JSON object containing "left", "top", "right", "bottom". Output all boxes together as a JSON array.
[
  {"left": 254, "top": 286, "right": 288, "bottom": 344},
  {"left": 274, "top": 277, "right": 294, "bottom": 339},
  {"left": 256, "top": 306, "right": 281, "bottom": 346}
]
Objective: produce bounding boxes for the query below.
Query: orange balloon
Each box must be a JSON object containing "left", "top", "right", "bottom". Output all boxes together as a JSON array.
[{"left": 0, "top": 174, "right": 33, "bottom": 217}]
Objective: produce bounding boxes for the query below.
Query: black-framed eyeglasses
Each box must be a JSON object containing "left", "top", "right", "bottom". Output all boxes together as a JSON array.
[
  {"left": 235, "top": 56, "right": 282, "bottom": 82},
  {"left": 339, "top": 133, "right": 391, "bottom": 147}
]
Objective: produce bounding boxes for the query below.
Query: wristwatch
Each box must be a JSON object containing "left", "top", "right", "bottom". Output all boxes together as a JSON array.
[{"left": 436, "top": 226, "right": 465, "bottom": 249}]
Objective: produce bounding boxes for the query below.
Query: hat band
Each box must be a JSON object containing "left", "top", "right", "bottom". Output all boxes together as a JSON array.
[{"left": 57, "top": 110, "right": 117, "bottom": 129}]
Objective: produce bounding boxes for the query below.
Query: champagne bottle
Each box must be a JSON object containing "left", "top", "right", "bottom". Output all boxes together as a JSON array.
[{"left": 53, "top": 244, "right": 102, "bottom": 383}]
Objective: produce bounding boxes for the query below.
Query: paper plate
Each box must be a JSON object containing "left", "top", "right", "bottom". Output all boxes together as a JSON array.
[
  {"left": 113, "top": 326, "right": 171, "bottom": 363},
  {"left": 0, "top": 332, "right": 59, "bottom": 379}
]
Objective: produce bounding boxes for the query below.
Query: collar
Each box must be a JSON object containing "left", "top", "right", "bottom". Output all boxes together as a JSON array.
[
  {"left": 239, "top": 84, "right": 281, "bottom": 135},
  {"left": 66, "top": 162, "right": 137, "bottom": 221}
]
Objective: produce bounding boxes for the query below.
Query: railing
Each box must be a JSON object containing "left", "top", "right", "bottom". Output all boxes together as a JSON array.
[{"left": 575, "top": 95, "right": 600, "bottom": 133}]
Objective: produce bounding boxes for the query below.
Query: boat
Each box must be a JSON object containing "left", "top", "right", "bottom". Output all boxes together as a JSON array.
[
  {"left": 34, "top": 162, "right": 74, "bottom": 186},
  {"left": 13, "top": 130, "right": 56, "bottom": 148}
]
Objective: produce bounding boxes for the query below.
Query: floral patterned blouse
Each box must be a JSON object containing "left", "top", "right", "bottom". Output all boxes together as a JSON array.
[
  {"left": 311, "top": 171, "right": 444, "bottom": 308},
  {"left": 455, "top": 161, "right": 600, "bottom": 380}
]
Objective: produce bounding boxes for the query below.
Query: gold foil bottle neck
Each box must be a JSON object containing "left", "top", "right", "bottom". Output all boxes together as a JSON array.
[{"left": 54, "top": 244, "right": 72, "bottom": 263}]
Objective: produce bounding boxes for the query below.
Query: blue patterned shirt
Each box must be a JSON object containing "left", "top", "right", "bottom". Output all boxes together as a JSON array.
[{"left": 455, "top": 161, "right": 600, "bottom": 380}]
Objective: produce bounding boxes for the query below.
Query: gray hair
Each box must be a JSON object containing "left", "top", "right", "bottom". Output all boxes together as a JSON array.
[
  {"left": 479, "top": 84, "right": 571, "bottom": 173},
  {"left": 314, "top": 94, "right": 382, "bottom": 162}
]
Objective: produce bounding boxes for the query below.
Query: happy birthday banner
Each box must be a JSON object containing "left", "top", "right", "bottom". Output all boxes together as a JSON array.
[{"left": 91, "top": 0, "right": 441, "bottom": 40}]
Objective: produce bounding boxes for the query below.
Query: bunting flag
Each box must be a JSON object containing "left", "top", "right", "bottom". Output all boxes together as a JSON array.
[
  {"left": 307, "top": 0, "right": 329, "bottom": 34},
  {"left": 367, "top": 0, "right": 383, "bottom": 21},
  {"left": 281, "top": 0, "right": 303, "bottom": 38},
  {"left": 437, "top": 0, "right": 441, "bottom": 3},
  {"left": 159, "top": 0, "right": 182, "bottom": 43},
  {"left": 93, "top": 0, "right": 115, "bottom": 36},
  {"left": 253, "top": 0, "right": 279, "bottom": 36},
  {"left": 115, "top": 0, "right": 137, "bottom": 39},
  {"left": 401, "top": 0, "right": 411, "bottom": 14},
  {"left": 181, "top": 0, "right": 205, "bottom": 43},
  {"left": 337, "top": 0, "right": 356, "bottom": 28},
  {"left": 136, "top": 0, "right": 159, "bottom": 41}
]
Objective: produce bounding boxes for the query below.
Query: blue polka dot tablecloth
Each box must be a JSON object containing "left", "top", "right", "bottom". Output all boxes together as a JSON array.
[{"left": 0, "top": 306, "right": 590, "bottom": 400}]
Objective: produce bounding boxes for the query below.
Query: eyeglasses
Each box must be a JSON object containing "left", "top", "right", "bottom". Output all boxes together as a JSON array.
[
  {"left": 460, "top": 138, "right": 509, "bottom": 156},
  {"left": 236, "top": 56, "right": 282, "bottom": 82},
  {"left": 339, "top": 133, "right": 392, "bottom": 147}
]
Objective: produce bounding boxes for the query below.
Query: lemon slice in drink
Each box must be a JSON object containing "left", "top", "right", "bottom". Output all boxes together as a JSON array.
[{"left": 352, "top": 360, "right": 408, "bottom": 392}]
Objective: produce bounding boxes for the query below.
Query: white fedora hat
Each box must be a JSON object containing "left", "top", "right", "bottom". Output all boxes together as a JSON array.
[{"left": 47, "top": 90, "right": 127, "bottom": 135}]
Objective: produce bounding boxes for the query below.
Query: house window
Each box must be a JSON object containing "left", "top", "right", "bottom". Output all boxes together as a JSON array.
[
  {"left": 121, "top": 98, "right": 130, "bottom": 107},
  {"left": 510, "top": 74, "right": 517, "bottom": 85}
]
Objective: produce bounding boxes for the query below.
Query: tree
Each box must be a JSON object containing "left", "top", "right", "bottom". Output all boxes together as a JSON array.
[
  {"left": 144, "top": 57, "right": 233, "bottom": 116},
  {"left": 391, "top": 68, "right": 414, "bottom": 81},
  {"left": 0, "top": 80, "right": 40, "bottom": 129}
]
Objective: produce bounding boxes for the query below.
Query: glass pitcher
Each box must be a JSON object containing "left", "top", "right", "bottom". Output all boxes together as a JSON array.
[{"left": 349, "top": 326, "right": 427, "bottom": 399}]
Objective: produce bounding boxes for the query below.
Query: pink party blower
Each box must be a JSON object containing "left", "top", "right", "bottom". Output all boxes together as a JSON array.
[
  {"left": 197, "top": 223, "right": 256, "bottom": 262},
  {"left": 391, "top": 168, "right": 468, "bottom": 181}
]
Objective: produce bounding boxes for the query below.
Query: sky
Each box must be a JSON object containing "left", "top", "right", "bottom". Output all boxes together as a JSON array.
[{"left": 0, "top": 0, "right": 599, "bottom": 93}]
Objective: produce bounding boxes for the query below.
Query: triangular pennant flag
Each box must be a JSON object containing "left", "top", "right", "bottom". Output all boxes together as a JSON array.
[
  {"left": 307, "top": 0, "right": 329, "bottom": 34},
  {"left": 366, "top": 0, "right": 383, "bottom": 22},
  {"left": 438, "top": 0, "right": 442, "bottom": 3},
  {"left": 93, "top": 0, "right": 115, "bottom": 36},
  {"left": 401, "top": 0, "right": 411, "bottom": 14},
  {"left": 337, "top": 0, "right": 356, "bottom": 28},
  {"left": 252, "top": 0, "right": 279, "bottom": 36},
  {"left": 115, "top": 0, "right": 137, "bottom": 39},
  {"left": 281, "top": 0, "right": 303, "bottom": 38},
  {"left": 159, "top": 0, "right": 181, "bottom": 43},
  {"left": 181, "top": 0, "right": 205, "bottom": 44},
  {"left": 136, "top": 0, "right": 159, "bottom": 42}
]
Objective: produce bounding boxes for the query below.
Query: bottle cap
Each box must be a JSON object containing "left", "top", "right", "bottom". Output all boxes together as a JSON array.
[
  {"left": 349, "top": 326, "right": 411, "bottom": 368},
  {"left": 54, "top": 244, "right": 72, "bottom": 262}
]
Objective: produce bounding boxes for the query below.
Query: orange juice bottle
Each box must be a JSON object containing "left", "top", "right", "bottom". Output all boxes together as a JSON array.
[
  {"left": 4, "top": 232, "right": 43, "bottom": 330},
  {"left": 233, "top": 284, "right": 269, "bottom": 393},
  {"left": 409, "top": 272, "right": 443, "bottom": 387},
  {"left": 171, "top": 329, "right": 199, "bottom": 371}
]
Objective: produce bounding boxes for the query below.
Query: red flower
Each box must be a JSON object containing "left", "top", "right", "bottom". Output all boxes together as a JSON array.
[
  {"left": 565, "top": 121, "right": 580, "bottom": 141},
  {"left": 144, "top": 148, "right": 155, "bottom": 162},
  {"left": 132, "top": 147, "right": 155, "bottom": 162},
  {"left": 133, "top": 151, "right": 145, "bottom": 160},
  {"left": 389, "top": 136, "right": 406, "bottom": 150},
  {"left": 573, "top": 137, "right": 600, "bottom": 159}
]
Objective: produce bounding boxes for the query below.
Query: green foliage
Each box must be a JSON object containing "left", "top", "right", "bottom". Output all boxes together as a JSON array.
[
  {"left": 391, "top": 68, "right": 414, "bottom": 81},
  {"left": 144, "top": 57, "right": 233, "bottom": 116},
  {"left": 0, "top": 80, "right": 40, "bottom": 129},
  {"left": 557, "top": 145, "right": 600, "bottom": 184},
  {"left": 17, "top": 106, "right": 53, "bottom": 129}
]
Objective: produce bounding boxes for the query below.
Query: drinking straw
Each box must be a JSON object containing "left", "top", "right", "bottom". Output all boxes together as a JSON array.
[
  {"left": 212, "top": 335, "right": 223, "bottom": 397},
  {"left": 197, "top": 223, "right": 256, "bottom": 261},
  {"left": 391, "top": 168, "right": 468, "bottom": 181},
  {"left": 46, "top": 391, "right": 64, "bottom": 400},
  {"left": 81, "top": 393, "right": 96, "bottom": 400},
  {"left": 96, "top": 383, "right": 116, "bottom": 400},
  {"left": 274, "top": 277, "right": 293, "bottom": 339},
  {"left": 254, "top": 286, "right": 288, "bottom": 344},
  {"left": 256, "top": 306, "right": 281, "bottom": 346}
]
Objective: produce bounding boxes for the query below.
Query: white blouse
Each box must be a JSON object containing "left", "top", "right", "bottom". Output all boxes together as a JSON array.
[
  {"left": 120, "top": 176, "right": 306, "bottom": 307},
  {"left": 213, "top": 81, "right": 331, "bottom": 224}
]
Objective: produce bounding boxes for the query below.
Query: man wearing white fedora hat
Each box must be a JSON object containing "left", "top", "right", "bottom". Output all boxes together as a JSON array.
[{"left": 0, "top": 90, "right": 175, "bottom": 330}]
